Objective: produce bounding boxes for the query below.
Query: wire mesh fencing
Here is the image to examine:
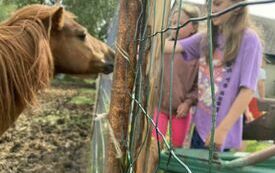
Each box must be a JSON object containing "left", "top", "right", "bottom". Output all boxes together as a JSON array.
[{"left": 91, "top": 0, "right": 275, "bottom": 173}]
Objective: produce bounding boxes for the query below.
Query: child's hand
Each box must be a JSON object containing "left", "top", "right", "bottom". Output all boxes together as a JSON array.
[
  {"left": 176, "top": 102, "right": 190, "bottom": 118},
  {"left": 245, "top": 111, "right": 254, "bottom": 123},
  {"left": 205, "top": 126, "right": 229, "bottom": 151}
]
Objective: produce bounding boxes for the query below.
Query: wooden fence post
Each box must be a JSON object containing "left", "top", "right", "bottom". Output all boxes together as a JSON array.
[
  {"left": 105, "top": 0, "right": 140, "bottom": 172},
  {"left": 136, "top": 0, "right": 171, "bottom": 172}
]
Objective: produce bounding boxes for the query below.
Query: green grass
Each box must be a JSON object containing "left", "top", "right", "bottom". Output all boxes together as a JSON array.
[
  {"left": 79, "top": 88, "right": 96, "bottom": 95},
  {"left": 244, "top": 140, "right": 273, "bottom": 152},
  {"left": 69, "top": 96, "right": 94, "bottom": 105},
  {"left": 51, "top": 74, "right": 97, "bottom": 88}
]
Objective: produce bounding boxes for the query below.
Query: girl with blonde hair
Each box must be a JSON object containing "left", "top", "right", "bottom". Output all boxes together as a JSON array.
[{"left": 165, "top": 0, "right": 263, "bottom": 151}]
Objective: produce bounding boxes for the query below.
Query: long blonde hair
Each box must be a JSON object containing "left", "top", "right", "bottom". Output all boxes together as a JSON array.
[{"left": 205, "top": 0, "right": 261, "bottom": 65}]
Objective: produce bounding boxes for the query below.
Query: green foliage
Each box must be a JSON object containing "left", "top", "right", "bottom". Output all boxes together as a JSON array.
[
  {"left": 12, "top": 0, "right": 44, "bottom": 7},
  {"left": 64, "top": 0, "right": 118, "bottom": 41},
  {"left": 0, "top": 3, "right": 16, "bottom": 22},
  {"left": 5, "top": 0, "right": 118, "bottom": 41}
]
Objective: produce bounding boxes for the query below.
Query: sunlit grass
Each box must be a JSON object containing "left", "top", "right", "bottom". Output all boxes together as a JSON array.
[{"left": 244, "top": 140, "right": 273, "bottom": 152}]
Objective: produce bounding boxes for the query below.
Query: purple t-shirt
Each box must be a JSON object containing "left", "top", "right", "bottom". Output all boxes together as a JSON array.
[{"left": 179, "top": 29, "right": 262, "bottom": 149}]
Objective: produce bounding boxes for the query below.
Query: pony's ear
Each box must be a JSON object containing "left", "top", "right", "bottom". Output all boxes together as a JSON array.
[{"left": 50, "top": 7, "right": 64, "bottom": 31}]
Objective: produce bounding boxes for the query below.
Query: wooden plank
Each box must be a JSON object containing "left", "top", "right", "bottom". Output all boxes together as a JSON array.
[{"left": 136, "top": 0, "right": 171, "bottom": 173}]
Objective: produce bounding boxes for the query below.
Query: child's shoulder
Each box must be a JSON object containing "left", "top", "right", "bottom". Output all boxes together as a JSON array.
[{"left": 242, "top": 28, "right": 261, "bottom": 44}]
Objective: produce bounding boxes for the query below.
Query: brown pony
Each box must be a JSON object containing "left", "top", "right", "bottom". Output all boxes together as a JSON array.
[{"left": 0, "top": 4, "right": 114, "bottom": 136}]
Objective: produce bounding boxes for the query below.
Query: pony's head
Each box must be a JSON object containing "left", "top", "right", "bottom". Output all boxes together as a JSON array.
[
  {"left": 8, "top": 4, "right": 115, "bottom": 75},
  {"left": 0, "top": 4, "right": 115, "bottom": 136}
]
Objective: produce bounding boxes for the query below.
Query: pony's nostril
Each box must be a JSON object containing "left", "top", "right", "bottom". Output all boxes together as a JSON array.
[
  {"left": 103, "top": 63, "right": 114, "bottom": 74},
  {"left": 108, "top": 63, "right": 114, "bottom": 71}
]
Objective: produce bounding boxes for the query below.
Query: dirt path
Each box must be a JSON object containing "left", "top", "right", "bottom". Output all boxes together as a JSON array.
[{"left": 0, "top": 76, "right": 96, "bottom": 173}]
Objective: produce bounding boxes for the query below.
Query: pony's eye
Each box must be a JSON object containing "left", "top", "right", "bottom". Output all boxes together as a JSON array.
[{"left": 78, "top": 32, "right": 86, "bottom": 41}]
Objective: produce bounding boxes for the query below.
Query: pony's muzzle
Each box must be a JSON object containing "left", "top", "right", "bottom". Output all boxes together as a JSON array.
[
  {"left": 103, "top": 62, "right": 114, "bottom": 74},
  {"left": 102, "top": 49, "right": 115, "bottom": 74}
]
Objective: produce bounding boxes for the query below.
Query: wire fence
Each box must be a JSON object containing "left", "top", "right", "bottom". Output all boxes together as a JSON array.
[{"left": 91, "top": 0, "right": 275, "bottom": 173}]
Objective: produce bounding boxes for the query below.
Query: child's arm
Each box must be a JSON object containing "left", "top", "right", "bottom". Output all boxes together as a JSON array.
[
  {"left": 258, "top": 79, "right": 265, "bottom": 101},
  {"left": 244, "top": 107, "right": 254, "bottom": 123},
  {"left": 177, "top": 74, "right": 198, "bottom": 117},
  {"left": 205, "top": 87, "right": 253, "bottom": 150},
  {"left": 165, "top": 33, "right": 202, "bottom": 58},
  {"left": 164, "top": 39, "right": 184, "bottom": 54}
]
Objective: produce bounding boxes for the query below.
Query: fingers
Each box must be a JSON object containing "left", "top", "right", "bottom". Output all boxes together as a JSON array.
[
  {"left": 176, "top": 102, "right": 191, "bottom": 118},
  {"left": 205, "top": 135, "right": 210, "bottom": 146},
  {"left": 176, "top": 107, "right": 187, "bottom": 117},
  {"left": 176, "top": 111, "right": 187, "bottom": 118},
  {"left": 205, "top": 143, "right": 222, "bottom": 151},
  {"left": 205, "top": 135, "right": 222, "bottom": 151}
]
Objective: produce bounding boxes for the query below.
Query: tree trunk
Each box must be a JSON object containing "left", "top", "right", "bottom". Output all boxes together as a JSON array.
[{"left": 105, "top": 0, "right": 140, "bottom": 173}]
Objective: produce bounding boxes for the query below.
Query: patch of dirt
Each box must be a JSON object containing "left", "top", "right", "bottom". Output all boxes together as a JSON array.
[{"left": 0, "top": 77, "right": 96, "bottom": 173}]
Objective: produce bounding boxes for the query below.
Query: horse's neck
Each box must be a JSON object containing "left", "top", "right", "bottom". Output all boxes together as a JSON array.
[{"left": 0, "top": 17, "right": 53, "bottom": 137}]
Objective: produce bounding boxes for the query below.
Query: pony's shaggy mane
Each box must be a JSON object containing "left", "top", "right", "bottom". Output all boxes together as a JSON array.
[{"left": 0, "top": 5, "right": 59, "bottom": 133}]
